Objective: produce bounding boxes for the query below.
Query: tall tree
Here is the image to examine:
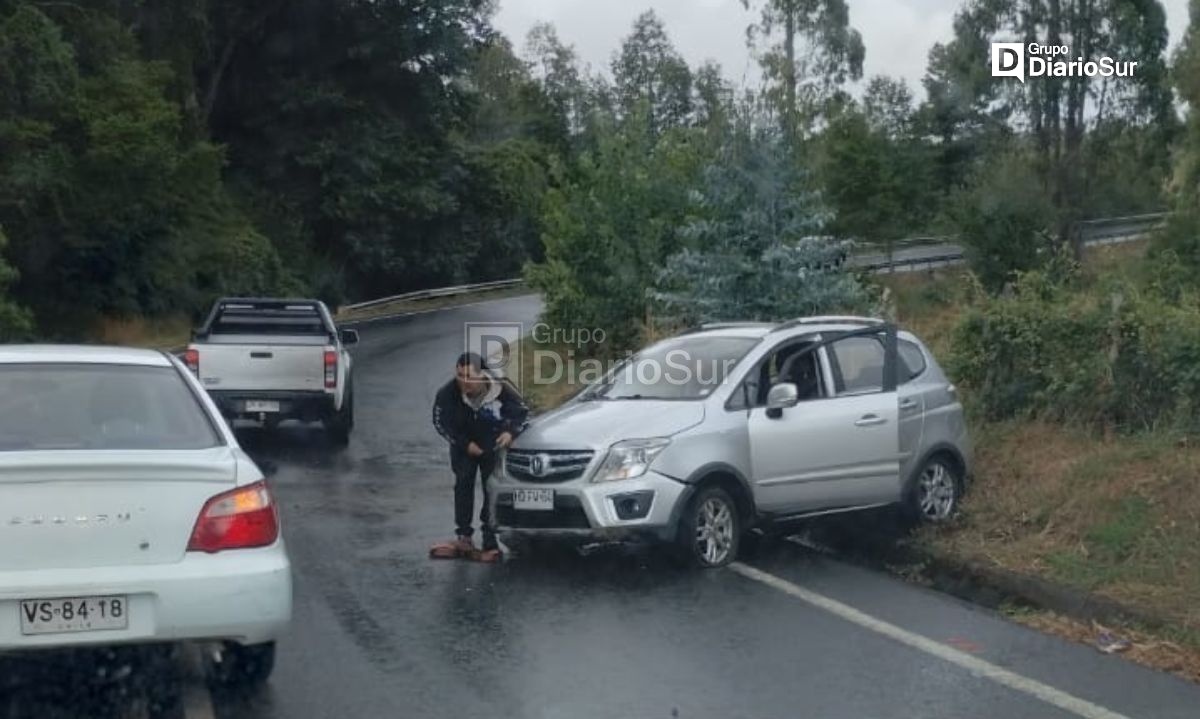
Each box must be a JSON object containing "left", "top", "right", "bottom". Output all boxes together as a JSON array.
[
  {"left": 930, "top": 0, "right": 1173, "bottom": 251},
  {"left": 0, "top": 2, "right": 290, "bottom": 332},
  {"left": 862, "top": 76, "right": 914, "bottom": 139},
  {"left": 742, "top": 0, "right": 864, "bottom": 140},
  {"left": 654, "top": 133, "right": 869, "bottom": 324},
  {"left": 527, "top": 121, "right": 706, "bottom": 349},
  {"left": 1153, "top": 0, "right": 1200, "bottom": 273},
  {"left": 820, "top": 80, "right": 935, "bottom": 246},
  {"left": 693, "top": 61, "right": 735, "bottom": 133},
  {"left": 612, "top": 11, "right": 693, "bottom": 136},
  {"left": 205, "top": 0, "right": 515, "bottom": 301},
  {"left": 917, "top": 33, "right": 1011, "bottom": 201},
  {"left": 525, "top": 22, "right": 584, "bottom": 137}
]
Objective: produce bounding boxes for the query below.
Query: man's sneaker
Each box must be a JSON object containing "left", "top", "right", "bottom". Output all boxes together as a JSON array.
[
  {"left": 429, "top": 535, "right": 476, "bottom": 560},
  {"left": 475, "top": 548, "right": 502, "bottom": 563}
]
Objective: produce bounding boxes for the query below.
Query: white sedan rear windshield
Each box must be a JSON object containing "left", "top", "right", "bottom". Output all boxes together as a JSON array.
[{"left": 0, "top": 364, "right": 221, "bottom": 451}]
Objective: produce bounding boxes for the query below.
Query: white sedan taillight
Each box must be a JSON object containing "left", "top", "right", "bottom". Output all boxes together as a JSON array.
[{"left": 187, "top": 481, "right": 279, "bottom": 553}]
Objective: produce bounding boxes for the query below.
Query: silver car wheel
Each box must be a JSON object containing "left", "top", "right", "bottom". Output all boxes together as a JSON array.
[
  {"left": 695, "top": 497, "right": 734, "bottom": 566},
  {"left": 917, "top": 461, "right": 957, "bottom": 521}
]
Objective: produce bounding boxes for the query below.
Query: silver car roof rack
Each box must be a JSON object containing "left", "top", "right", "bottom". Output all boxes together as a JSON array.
[
  {"left": 681, "top": 321, "right": 776, "bottom": 334},
  {"left": 772, "top": 316, "right": 886, "bottom": 332}
]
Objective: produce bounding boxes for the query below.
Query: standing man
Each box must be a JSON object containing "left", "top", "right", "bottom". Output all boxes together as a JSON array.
[{"left": 431, "top": 352, "right": 529, "bottom": 561}]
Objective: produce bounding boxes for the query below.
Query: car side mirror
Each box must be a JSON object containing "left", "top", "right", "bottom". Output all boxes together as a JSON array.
[
  {"left": 765, "top": 382, "right": 799, "bottom": 419},
  {"left": 340, "top": 329, "right": 360, "bottom": 346}
]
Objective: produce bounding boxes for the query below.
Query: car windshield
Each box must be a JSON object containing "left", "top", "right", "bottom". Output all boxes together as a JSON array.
[
  {"left": 0, "top": 364, "right": 221, "bottom": 451},
  {"left": 588, "top": 335, "right": 759, "bottom": 400}
]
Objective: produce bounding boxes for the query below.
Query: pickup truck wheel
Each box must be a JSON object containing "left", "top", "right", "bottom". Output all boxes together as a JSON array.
[
  {"left": 208, "top": 641, "right": 276, "bottom": 687},
  {"left": 676, "top": 486, "right": 740, "bottom": 569},
  {"left": 325, "top": 386, "right": 353, "bottom": 446}
]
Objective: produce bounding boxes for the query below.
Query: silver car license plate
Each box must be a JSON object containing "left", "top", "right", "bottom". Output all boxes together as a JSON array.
[
  {"left": 245, "top": 400, "right": 280, "bottom": 413},
  {"left": 20, "top": 595, "right": 129, "bottom": 635},
  {"left": 512, "top": 488, "right": 554, "bottom": 511}
]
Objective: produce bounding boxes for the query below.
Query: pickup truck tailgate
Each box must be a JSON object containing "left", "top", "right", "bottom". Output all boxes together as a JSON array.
[{"left": 196, "top": 342, "right": 328, "bottom": 392}]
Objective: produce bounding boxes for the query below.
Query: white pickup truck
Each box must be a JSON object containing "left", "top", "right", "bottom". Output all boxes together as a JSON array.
[{"left": 184, "top": 298, "right": 358, "bottom": 444}]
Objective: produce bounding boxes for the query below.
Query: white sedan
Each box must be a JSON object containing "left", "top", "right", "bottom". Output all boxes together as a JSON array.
[{"left": 0, "top": 346, "right": 292, "bottom": 684}]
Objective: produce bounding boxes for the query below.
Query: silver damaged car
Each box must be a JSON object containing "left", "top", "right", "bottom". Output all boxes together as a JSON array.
[{"left": 492, "top": 317, "right": 972, "bottom": 568}]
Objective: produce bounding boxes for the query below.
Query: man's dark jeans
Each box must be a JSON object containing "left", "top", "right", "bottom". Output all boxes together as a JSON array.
[{"left": 451, "top": 446, "right": 498, "bottom": 550}]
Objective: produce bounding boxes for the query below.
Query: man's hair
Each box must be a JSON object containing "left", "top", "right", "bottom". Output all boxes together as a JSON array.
[{"left": 456, "top": 352, "right": 487, "bottom": 373}]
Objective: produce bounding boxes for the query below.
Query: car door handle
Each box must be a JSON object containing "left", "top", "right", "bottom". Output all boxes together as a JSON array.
[
  {"left": 899, "top": 399, "right": 919, "bottom": 411},
  {"left": 855, "top": 414, "right": 888, "bottom": 427},
  {"left": 250, "top": 352, "right": 273, "bottom": 359}
]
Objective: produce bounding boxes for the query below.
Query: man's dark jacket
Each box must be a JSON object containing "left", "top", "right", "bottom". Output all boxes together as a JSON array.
[{"left": 432, "top": 377, "right": 529, "bottom": 454}]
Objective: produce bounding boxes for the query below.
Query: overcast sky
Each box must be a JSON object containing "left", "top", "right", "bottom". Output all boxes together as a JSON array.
[{"left": 494, "top": 0, "right": 1191, "bottom": 98}]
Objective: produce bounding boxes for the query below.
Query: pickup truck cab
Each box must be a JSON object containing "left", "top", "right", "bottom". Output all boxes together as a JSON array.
[{"left": 185, "top": 298, "right": 358, "bottom": 444}]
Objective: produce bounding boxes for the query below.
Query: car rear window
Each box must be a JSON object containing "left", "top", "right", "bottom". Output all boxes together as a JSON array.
[
  {"left": 211, "top": 305, "right": 328, "bottom": 336},
  {"left": 0, "top": 364, "right": 222, "bottom": 451},
  {"left": 899, "top": 339, "right": 927, "bottom": 383}
]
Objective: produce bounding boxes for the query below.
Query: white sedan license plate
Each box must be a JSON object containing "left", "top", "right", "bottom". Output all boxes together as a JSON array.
[
  {"left": 20, "top": 595, "right": 129, "bottom": 635},
  {"left": 513, "top": 488, "right": 554, "bottom": 511},
  {"left": 245, "top": 400, "right": 280, "bottom": 413}
]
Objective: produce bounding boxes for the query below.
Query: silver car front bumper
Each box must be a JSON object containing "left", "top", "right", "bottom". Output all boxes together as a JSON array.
[{"left": 490, "top": 469, "right": 689, "bottom": 542}]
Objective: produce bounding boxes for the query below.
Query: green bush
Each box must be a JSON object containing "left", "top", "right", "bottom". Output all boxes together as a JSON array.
[
  {"left": 526, "top": 121, "right": 705, "bottom": 352},
  {"left": 0, "top": 228, "right": 32, "bottom": 340},
  {"left": 946, "top": 153, "right": 1055, "bottom": 293},
  {"left": 651, "top": 136, "right": 876, "bottom": 323},
  {"left": 950, "top": 269, "right": 1200, "bottom": 431}
]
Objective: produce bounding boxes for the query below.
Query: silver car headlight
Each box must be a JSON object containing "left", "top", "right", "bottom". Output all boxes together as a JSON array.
[{"left": 593, "top": 438, "right": 671, "bottom": 482}]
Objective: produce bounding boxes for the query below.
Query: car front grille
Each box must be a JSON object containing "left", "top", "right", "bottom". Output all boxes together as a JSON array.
[{"left": 505, "top": 448, "right": 595, "bottom": 484}]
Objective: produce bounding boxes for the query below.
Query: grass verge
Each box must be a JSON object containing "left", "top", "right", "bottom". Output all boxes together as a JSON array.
[
  {"left": 93, "top": 316, "right": 192, "bottom": 351},
  {"left": 883, "top": 266, "right": 1200, "bottom": 665}
]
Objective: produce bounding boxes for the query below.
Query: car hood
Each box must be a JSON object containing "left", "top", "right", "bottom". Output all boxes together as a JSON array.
[{"left": 514, "top": 400, "right": 706, "bottom": 452}]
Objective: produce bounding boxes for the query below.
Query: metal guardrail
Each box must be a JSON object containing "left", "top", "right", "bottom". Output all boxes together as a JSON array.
[
  {"left": 1076, "top": 212, "right": 1167, "bottom": 246},
  {"left": 855, "top": 211, "right": 1168, "bottom": 274},
  {"left": 335, "top": 212, "right": 1169, "bottom": 313},
  {"left": 340, "top": 278, "right": 526, "bottom": 312}
]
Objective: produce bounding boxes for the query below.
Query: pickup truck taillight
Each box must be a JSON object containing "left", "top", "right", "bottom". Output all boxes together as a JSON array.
[
  {"left": 187, "top": 481, "right": 279, "bottom": 553},
  {"left": 324, "top": 350, "right": 337, "bottom": 388},
  {"left": 184, "top": 348, "right": 200, "bottom": 376}
]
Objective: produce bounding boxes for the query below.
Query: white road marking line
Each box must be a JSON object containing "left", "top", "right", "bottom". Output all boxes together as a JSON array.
[
  {"left": 729, "top": 562, "right": 1132, "bottom": 719},
  {"left": 179, "top": 644, "right": 217, "bottom": 719}
]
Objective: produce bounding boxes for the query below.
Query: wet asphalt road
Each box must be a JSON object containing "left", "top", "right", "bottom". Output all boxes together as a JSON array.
[{"left": 5, "top": 294, "right": 1200, "bottom": 719}]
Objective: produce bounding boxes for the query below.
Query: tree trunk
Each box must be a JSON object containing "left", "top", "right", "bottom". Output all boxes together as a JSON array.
[
  {"left": 201, "top": 0, "right": 289, "bottom": 126},
  {"left": 1062, "top": 0, "right": 1092, "bottom": 260},
  {"left": 784, "top": 0, "right": 797, "bottom": 141}
]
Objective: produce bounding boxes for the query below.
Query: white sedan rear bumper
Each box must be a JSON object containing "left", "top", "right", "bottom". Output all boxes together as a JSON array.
[{"left": 0, "top": 543, "right": 291, "bottom": 651}]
